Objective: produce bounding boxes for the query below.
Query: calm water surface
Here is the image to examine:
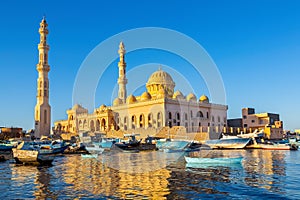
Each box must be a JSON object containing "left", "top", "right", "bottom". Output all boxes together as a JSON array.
[{"left": 0, "top": 149, "right": 300, "bottom": 199}]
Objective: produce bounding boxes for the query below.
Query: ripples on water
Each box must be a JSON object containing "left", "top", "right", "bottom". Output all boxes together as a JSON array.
[{"left": 0, "top": 150, "right": 300, "bottom": 199}]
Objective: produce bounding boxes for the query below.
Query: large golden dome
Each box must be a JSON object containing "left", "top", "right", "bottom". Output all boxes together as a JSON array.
[{"left": 146, "top": 69, "right": 175, "bottom": 98}]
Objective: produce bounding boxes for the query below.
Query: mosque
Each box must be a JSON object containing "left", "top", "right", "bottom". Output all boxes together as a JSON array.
[{"left": 54, "top": 42, "right": 228, "bottom": 138}]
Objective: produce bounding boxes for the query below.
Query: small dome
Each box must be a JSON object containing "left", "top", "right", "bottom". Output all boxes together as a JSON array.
[
  {"left": 113, "top": 98, "right": 123, "bottom": 106},
  {"left": 127, "top": 95, "right": 137, "bottom": 104},
  {"left": 186, "top": 93, "right": 197, "bottom": 102},
  {"left": 100, "top": 104, "right": 107, "bottom": 109},
  {"left": 199, "top": 95, "right": 209, "bottom": 103},
  {"left": 173, "top": 90, "right": 184, "bottom": 99},
  {"left": 140, "top": 92, "right": 151, "bottom": 101}
]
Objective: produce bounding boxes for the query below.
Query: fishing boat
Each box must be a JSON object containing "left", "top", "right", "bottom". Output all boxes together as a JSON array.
[
  {"left": 0, "top": 140, "right": 15, "bottom": 151},
  {"left": 204, "top": 138, "right": 250, "bottom": 149},
  {"left": 184, "top": 156, "right": 243, "bottom": 164},
  {"left": 156, "top": 139, "right": 190, "bottom": 151},
  {"left": 112, "top": 134, "right": 142, "bottom": 151},
  {"left": 289, "top": 138, "right": 300, "bottom": 147},
  {"left": 260, "top": 143, "right": 298, "bottom": 150},
  {"left": 12, "top": 142, "right": 55, "bottom": 165},
  {"left": 85, "top": 143, "right": 105, "bottom": 154}
]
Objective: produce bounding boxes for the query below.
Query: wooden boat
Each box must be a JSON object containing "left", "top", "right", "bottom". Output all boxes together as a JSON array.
[
  {"left": 12, "top": 148, "right": 55, "bottom": 165},
  {"left": 185, "top": 156, "right": 243, "bottom": 164},
  {"left": 204, "top": 138, "right": 250, "bottom": 149}
]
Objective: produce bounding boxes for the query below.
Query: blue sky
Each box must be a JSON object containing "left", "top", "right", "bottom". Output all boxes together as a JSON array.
[{"left": 0, "top": 0, "right": 299, "bottom": 131}]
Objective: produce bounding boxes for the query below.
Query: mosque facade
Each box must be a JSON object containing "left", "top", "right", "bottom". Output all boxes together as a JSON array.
[{"left": 54, "top": 42, "right": 228, "bottom": 136}]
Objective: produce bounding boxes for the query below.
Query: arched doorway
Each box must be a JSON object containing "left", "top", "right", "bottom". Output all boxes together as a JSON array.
[
  {"left": 101, "top": 118, "right": 106, "bottom": 131},
  {"left": 96, "top": 119, "right": 100, "bottom": 131},
  {"left": 90, "top": 120, "right": 95, "bottom": 132}
]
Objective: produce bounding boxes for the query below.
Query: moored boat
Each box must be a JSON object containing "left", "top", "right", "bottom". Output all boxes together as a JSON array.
[
  {"left": 0, "top": 140, "right": 16, "bottom": 151},
  {"left": 156, "top": 139, "right": 190, "bottom": 151},
  {"left": 260, "top": 143, "right": 298, "bottom": 150},
  {"left": 12, "top": 147, "right": 55, "bottom": 165},
  {"left": 81, "top": 154, "right": 98, "bottom": 158},
  {"left": 204, "top": 138, "right": 250, "bottom": 149},
  {"left": 184, "top": 156, "right": 243, "bottom": 164},
  {"left": 85, "top": 144, "right": 105, "bottom": 154}
]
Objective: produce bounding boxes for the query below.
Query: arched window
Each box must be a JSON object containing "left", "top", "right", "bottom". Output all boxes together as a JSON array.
[
  {"left": 218, "top": 116, "right": 221, "bottom": 123},
  {"left": 44, "top": 110, "right": 47, "bottom": 124},
  {"left": 139, "top": 114, "right": 144, "bottom": 128},
  {"left": 157, "top": 112, "right": 162, "bottom": 128},
  {"left": 184, "top": 113, "right": 187, "bottom": 120},
  {"left": 176, "top": 112, "right": 180, "bottom": 120},
  {"left": 124, "top": 117, "right": 128, "bottom": 130},
  {"left": 197, "top": 111, "right": 204, "bottom": 118},
  {"left": 207, "top": 112, "right": 209, "bottom": 119},
  {"left": 168, "top": 112, "right": 172, "bottom": 120},
  {"left": 191, "top": 110, "right": 193, "bottom": 118},
  {"left": 148, "top": 113, "right": 153, "bottom": 128},
  {"left": 212, "top": 116, "right": 215, "bottom": 122},
  {"left": 131, "top": 115, "right": 136, "bottom": 129}
]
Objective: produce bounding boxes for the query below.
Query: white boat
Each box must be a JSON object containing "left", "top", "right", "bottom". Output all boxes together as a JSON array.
[
  {"left": 85, "top": 144, "right": 105, "bottom": 154},
  {"left": 12, "top": 148, "right": 55, "bottom": 165},
  {"left": 204, "top": 138, "right": 250, "bottom": 149},
  {"left": 184, "top": 156, "right": 243, "bottom": 164},
  {"left": 156, "top": 139, "right": 190, "bottom": 151},
  {"left": 81, "top": 154, "right": 98, "bottom": 158}
]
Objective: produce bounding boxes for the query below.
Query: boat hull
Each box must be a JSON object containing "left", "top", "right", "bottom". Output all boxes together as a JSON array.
[
  {"left": 156, "top": 140, "right": 190, "bottom": 151},
  {"left": 12, "top": 149, "right": 54, "bottom": 165},
  {"left": 185, "top": 156, "right": 243, "bottom": 164},
  {"left": 205, "top": 138, "right": 250, "bottom": 149}
]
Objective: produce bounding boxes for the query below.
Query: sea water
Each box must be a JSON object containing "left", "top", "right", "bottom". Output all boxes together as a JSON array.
[{"left": 0, "top": 149, "right": 299, "bottom": 199}]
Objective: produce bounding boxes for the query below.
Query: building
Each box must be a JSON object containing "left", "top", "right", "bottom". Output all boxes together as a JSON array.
[
  {"left": 0, "top": 127, "right": 23, "bottom": 139},
  {"left": 54, "top": 42, "right": 228, "bottom": 139},
  {"left": 227, "top": 108, "right": 283, "bottom": 139},
  {"left": 34, "top": 17, "right": 51, "bottom": 138}
]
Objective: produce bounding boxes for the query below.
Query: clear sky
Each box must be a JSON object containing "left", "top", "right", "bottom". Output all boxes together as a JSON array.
[{"left": 0, "top": 0, "right": 299, "bottom": 131}]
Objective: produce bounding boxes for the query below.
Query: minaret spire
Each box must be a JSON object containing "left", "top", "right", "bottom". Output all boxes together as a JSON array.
[
  {"left": 34, "top": 17, "right": 51, "bottom": 138},
  {"left": 117, "top": 41, "right": 127, "bottom": 103}
]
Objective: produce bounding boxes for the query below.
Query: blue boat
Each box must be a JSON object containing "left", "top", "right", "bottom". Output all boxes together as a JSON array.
[
  {"left": 0, "top": 140, "right": 15, "bottom": 151},
  {"left": 185, "top": 156, "right": 243, "bottom": 164}
]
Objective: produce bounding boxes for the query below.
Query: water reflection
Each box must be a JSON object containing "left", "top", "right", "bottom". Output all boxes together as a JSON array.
[
  {"left": 60, "top": 154, "right": 171, "bottom": 199},
  {"left": 34, "top": 166, "right": 57, "bottom": 199},
  {"left": 243, "top": 150, "right": 286, "bottom": 194},
  {"left": 1, "top": 149, "right": 295, "bottom": 199}
]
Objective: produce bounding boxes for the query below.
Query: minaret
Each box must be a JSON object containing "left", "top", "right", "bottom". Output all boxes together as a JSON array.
[
  {"left": 34, "top": 17, "right": 51, "bottom": 138},
  {"left": 117, "top": 42, "right": 127, "bottom": 103}
]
